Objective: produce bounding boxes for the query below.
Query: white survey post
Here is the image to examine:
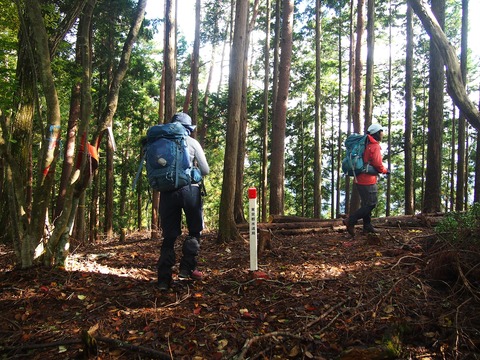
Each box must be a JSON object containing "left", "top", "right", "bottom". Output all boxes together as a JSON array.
[{"left": 248, "top": 187, "right": 258, "bottom": 271}]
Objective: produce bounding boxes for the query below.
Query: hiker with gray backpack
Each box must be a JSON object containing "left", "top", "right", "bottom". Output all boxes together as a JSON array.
[
  {"left": 342, "top": 123, "right": 389, "bottom": 237},
  {"left": 142, "top": 112, "right": 209, "bottom": 291}
]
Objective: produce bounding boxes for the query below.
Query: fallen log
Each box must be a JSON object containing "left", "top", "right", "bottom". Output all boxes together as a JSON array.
[
  {"left": 268, "top": 214, "right": 324, "bottom": 223},
  {"left": 237, "top": 219, "right": 344, "bottom": 231},
  {"left": 238, "top": 213, "right": 444, "bottom": 232}
]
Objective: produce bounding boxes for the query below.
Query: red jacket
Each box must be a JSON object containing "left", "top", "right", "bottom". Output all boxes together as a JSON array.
[{"left": 355, "top": 134, "right": 388, "bottom": 185}]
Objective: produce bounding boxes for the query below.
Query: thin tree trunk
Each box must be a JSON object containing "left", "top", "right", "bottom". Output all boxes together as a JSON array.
[
  {"left": 455, "top": 0, "right": 468, "bottom": 211},
  {"left": 349, "top": 0, "right": 365, "bottom": 213},
  {"left": 335, "top": 3, "right": 343, "bottom": 218},
  {"left": 164, "top": 0, "right": 176, "bottom": 120},
  {"left": 345, "top": 0, "right": 355, "bottom": 215},
  {"left": 314, "top": 0, "right": 322, "bottom": 218},
  {"left": 404, "top": 3, "right": 414, "bottom": 215},
  {"left": 104, "top": 136, "right": 114, "bottom": 238},
  {"left": 154, "top": 0, "right": 176, "bottom": 240},
  {"left": 217, "top": 1, "right": 234, "bottom": 93},
  {"left": 386, "top": 0, "right": 392, "bottom": 216},
  {"left": 450, "top": 105, "right": 456, "bottom": 211},
  {"left": 272, "top": 0, "right": 281, "bottom": 118},
  {"left": 191, "top": 0, "right": 201, "bottom": 125},
  {"left": 353, "top": 0, "right": 364, "bottom": 130},
  {"left": 364, "top": 0, "right": 374, "bottom": 128},
  {"left": 54, "top": 81, "right": 80, "bottom": 221},
  {"left": 475, "top": 129, "right": 480, "bottom": 203}
]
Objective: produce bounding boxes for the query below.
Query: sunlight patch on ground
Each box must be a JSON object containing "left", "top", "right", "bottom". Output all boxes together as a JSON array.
[{"left": 65, "top": 253, "right": 154, "bottom": 280}]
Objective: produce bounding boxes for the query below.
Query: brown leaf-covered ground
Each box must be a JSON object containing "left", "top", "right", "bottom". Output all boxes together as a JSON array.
[{"left": 1, "top": 224, "right": 479, "bottom": 359}]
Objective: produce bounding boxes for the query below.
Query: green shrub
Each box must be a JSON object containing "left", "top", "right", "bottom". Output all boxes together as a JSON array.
[{"left": 435, "top": 202, "right": 480, "bottom": 243}]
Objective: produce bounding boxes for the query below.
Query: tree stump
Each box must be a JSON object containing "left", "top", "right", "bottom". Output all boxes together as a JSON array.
[
  {"left": 258, "top": 229, "right": 272, "bottom": 255},
  {"left": 120, "top": 228, "right": 127, "bottom": 243}
]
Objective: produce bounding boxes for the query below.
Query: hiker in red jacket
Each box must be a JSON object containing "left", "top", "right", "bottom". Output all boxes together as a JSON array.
[{"left": 343, "top": 123, "right": 389, "bottom": 237}]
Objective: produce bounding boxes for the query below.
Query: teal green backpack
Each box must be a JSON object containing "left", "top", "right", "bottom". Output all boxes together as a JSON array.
[{"left": 342, "top": 133, "right": 378, "bottom": 176}]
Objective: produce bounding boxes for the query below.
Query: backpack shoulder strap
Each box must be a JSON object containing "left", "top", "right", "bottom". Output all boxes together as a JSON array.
[{"left": 132, "top": 152, "right": 146, "bottom": 191}]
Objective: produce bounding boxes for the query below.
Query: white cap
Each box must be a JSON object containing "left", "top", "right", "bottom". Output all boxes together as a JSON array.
[{"left": 367, "top": 123, "right": 384, "bottom": 135}]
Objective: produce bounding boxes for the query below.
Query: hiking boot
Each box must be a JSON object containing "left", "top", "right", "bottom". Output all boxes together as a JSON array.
[
  {"left": 363, "top": 224, "right": 380, "bottom": 234},
  {"left": 179, "top": 269, "right": 203, "bottom": 281},
  {"left": 342, "top": 218, "right": 355, "bottom": 237},
  {"left": 157, "top": 282, "right": 170, "bottom": 292}
]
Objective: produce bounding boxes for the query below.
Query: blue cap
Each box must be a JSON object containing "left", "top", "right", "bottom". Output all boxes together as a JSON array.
[{"left": 171, "top": 112, "right": 196, "bottom": 133}]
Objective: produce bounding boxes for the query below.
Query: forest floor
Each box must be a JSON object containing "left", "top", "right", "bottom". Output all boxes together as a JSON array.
[{"left": 0, "top": 221, "right": 479, "bottom": 360}]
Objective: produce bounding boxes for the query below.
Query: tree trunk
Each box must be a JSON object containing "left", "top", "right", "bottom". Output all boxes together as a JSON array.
[
  {"left": 271, "top": 0, "right": 281, "bottom": 118},
  {"left": 55, "top": 0, "right": 146, "bottom": 261},
  {"left": 164, "top": 0, "right": 176, "bottom": 121},
  {"left": 422, "top": 0, "right": 445, "bottom": 213},
  {"left": 261, "top": 0, "right": 271, "bottom": 223},
  {"left": 54, "top": 81, "right": 80, "bottom": 221},
  {"left": 234, "top": 0, "right": 260, "bottom": 225},
  {"left": 353, "top": 0, "right": 364, "bottom": 130},
  {"left": 449, "top": 105, "right": 456, "bottom": 211},
  {"left": 104, "top": 135, "right": 114, "bottom": 238},
  {"left": 345, "top": 0, "right": 355, "bottom": 215},
  {"left": 386, "top": 0, "right": 392, "bottom": 216},
  {"left": 217, "top": 0, "right": 249, "bottom": 243},
  {"left": 24, "top": 0, "right": 63, "bottom": 267},
  {"left": 314, "top": 0, "right": 322, "bottom": 218},
  {"left": 335, "top": 3, "right": 343, "bottom": 218},
  {"left": 349, "top": 0, "right": 365, "bottom": 213},
  {"left": 52, "top": 0, "right": 97, "bottom": 263},
  {"left": 407, "top": 0, "right": 480, "bottom": 131},
  {"left": 404, "top": 4, "right": 414, "bottom": 215},
  {"left": 455, "top": 0, "right": 468, "bottom": 212},
  {"left": 364, "top": 0, "right": 374, "bottom": 128},
  {"left": 191, "top": 0, "right": 201, "bottom": 125},
  {"left": 474, "top": 130, "right": 480, "bottom": 203},
  {"left": 160, "top": 0, "right": 178, "bottom": 239},
  {"left": 270, "top": 0, "right": 294, "bottom": 216}
]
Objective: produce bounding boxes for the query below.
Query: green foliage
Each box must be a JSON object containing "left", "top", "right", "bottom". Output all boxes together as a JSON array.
[
  {"left": 435, "top": 202, "right": 480, "bottom": 243},
  {"left": 0, "top": 0, "right": 18, "bottom": 110}
]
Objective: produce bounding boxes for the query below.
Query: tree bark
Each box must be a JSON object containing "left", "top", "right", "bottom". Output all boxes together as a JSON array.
[
  {"left": 422, "top": 0, "right": 444, "bottom": 214},
  {"left": 407, "top": 0, "right": 480, "bottom": 131},
  {"left": 455, "top": 0, "right": 468, "bottom": 212},
  {"left": 364, "top": 0, "right": 374, "bottom": 128},
  {"left": 24, "top": 0, "right": 63, "bottom": 266},
  {"left": 314, "top": 0, "right": 322, "bottom": 218},
  {"left": 234, "top": 0, "right": 260, "bottom": 225},
  {"left": 239, "top": 213, "right": 445, "bottom": 231},
  {"left": 191, "top": 0, "right": 201, "bottom": 125},
  {"left": 404, "top": 4, "right": 414, "bottom": 215},
  {"left": 164, "top": 0, "right": 176, "bottom": 121},
  {"left": 261, "top": 0, "right": 271, "bottom": 223},
  {"left": 349, "top": 0, "right": 365, "bottom": 213},
  {"left": 345, "top": 0, "right": 355, "bottom": 215},
  {"left": 335, "top": 3, "right": 343, "bottom": 218},
  {"left": 270, "top": 0, "right": 294, "bottom": 216},
  {"left": 217, "top": 0, "right": 249, "bottom": 243}
]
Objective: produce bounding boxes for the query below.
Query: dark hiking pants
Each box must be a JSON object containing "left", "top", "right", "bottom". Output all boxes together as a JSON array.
[
  {"left": 348, "top": 183, "right": 378, "bottom": 227},
  {"left": 157, "top": 185, "right": 203, "bottom": 284}
]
